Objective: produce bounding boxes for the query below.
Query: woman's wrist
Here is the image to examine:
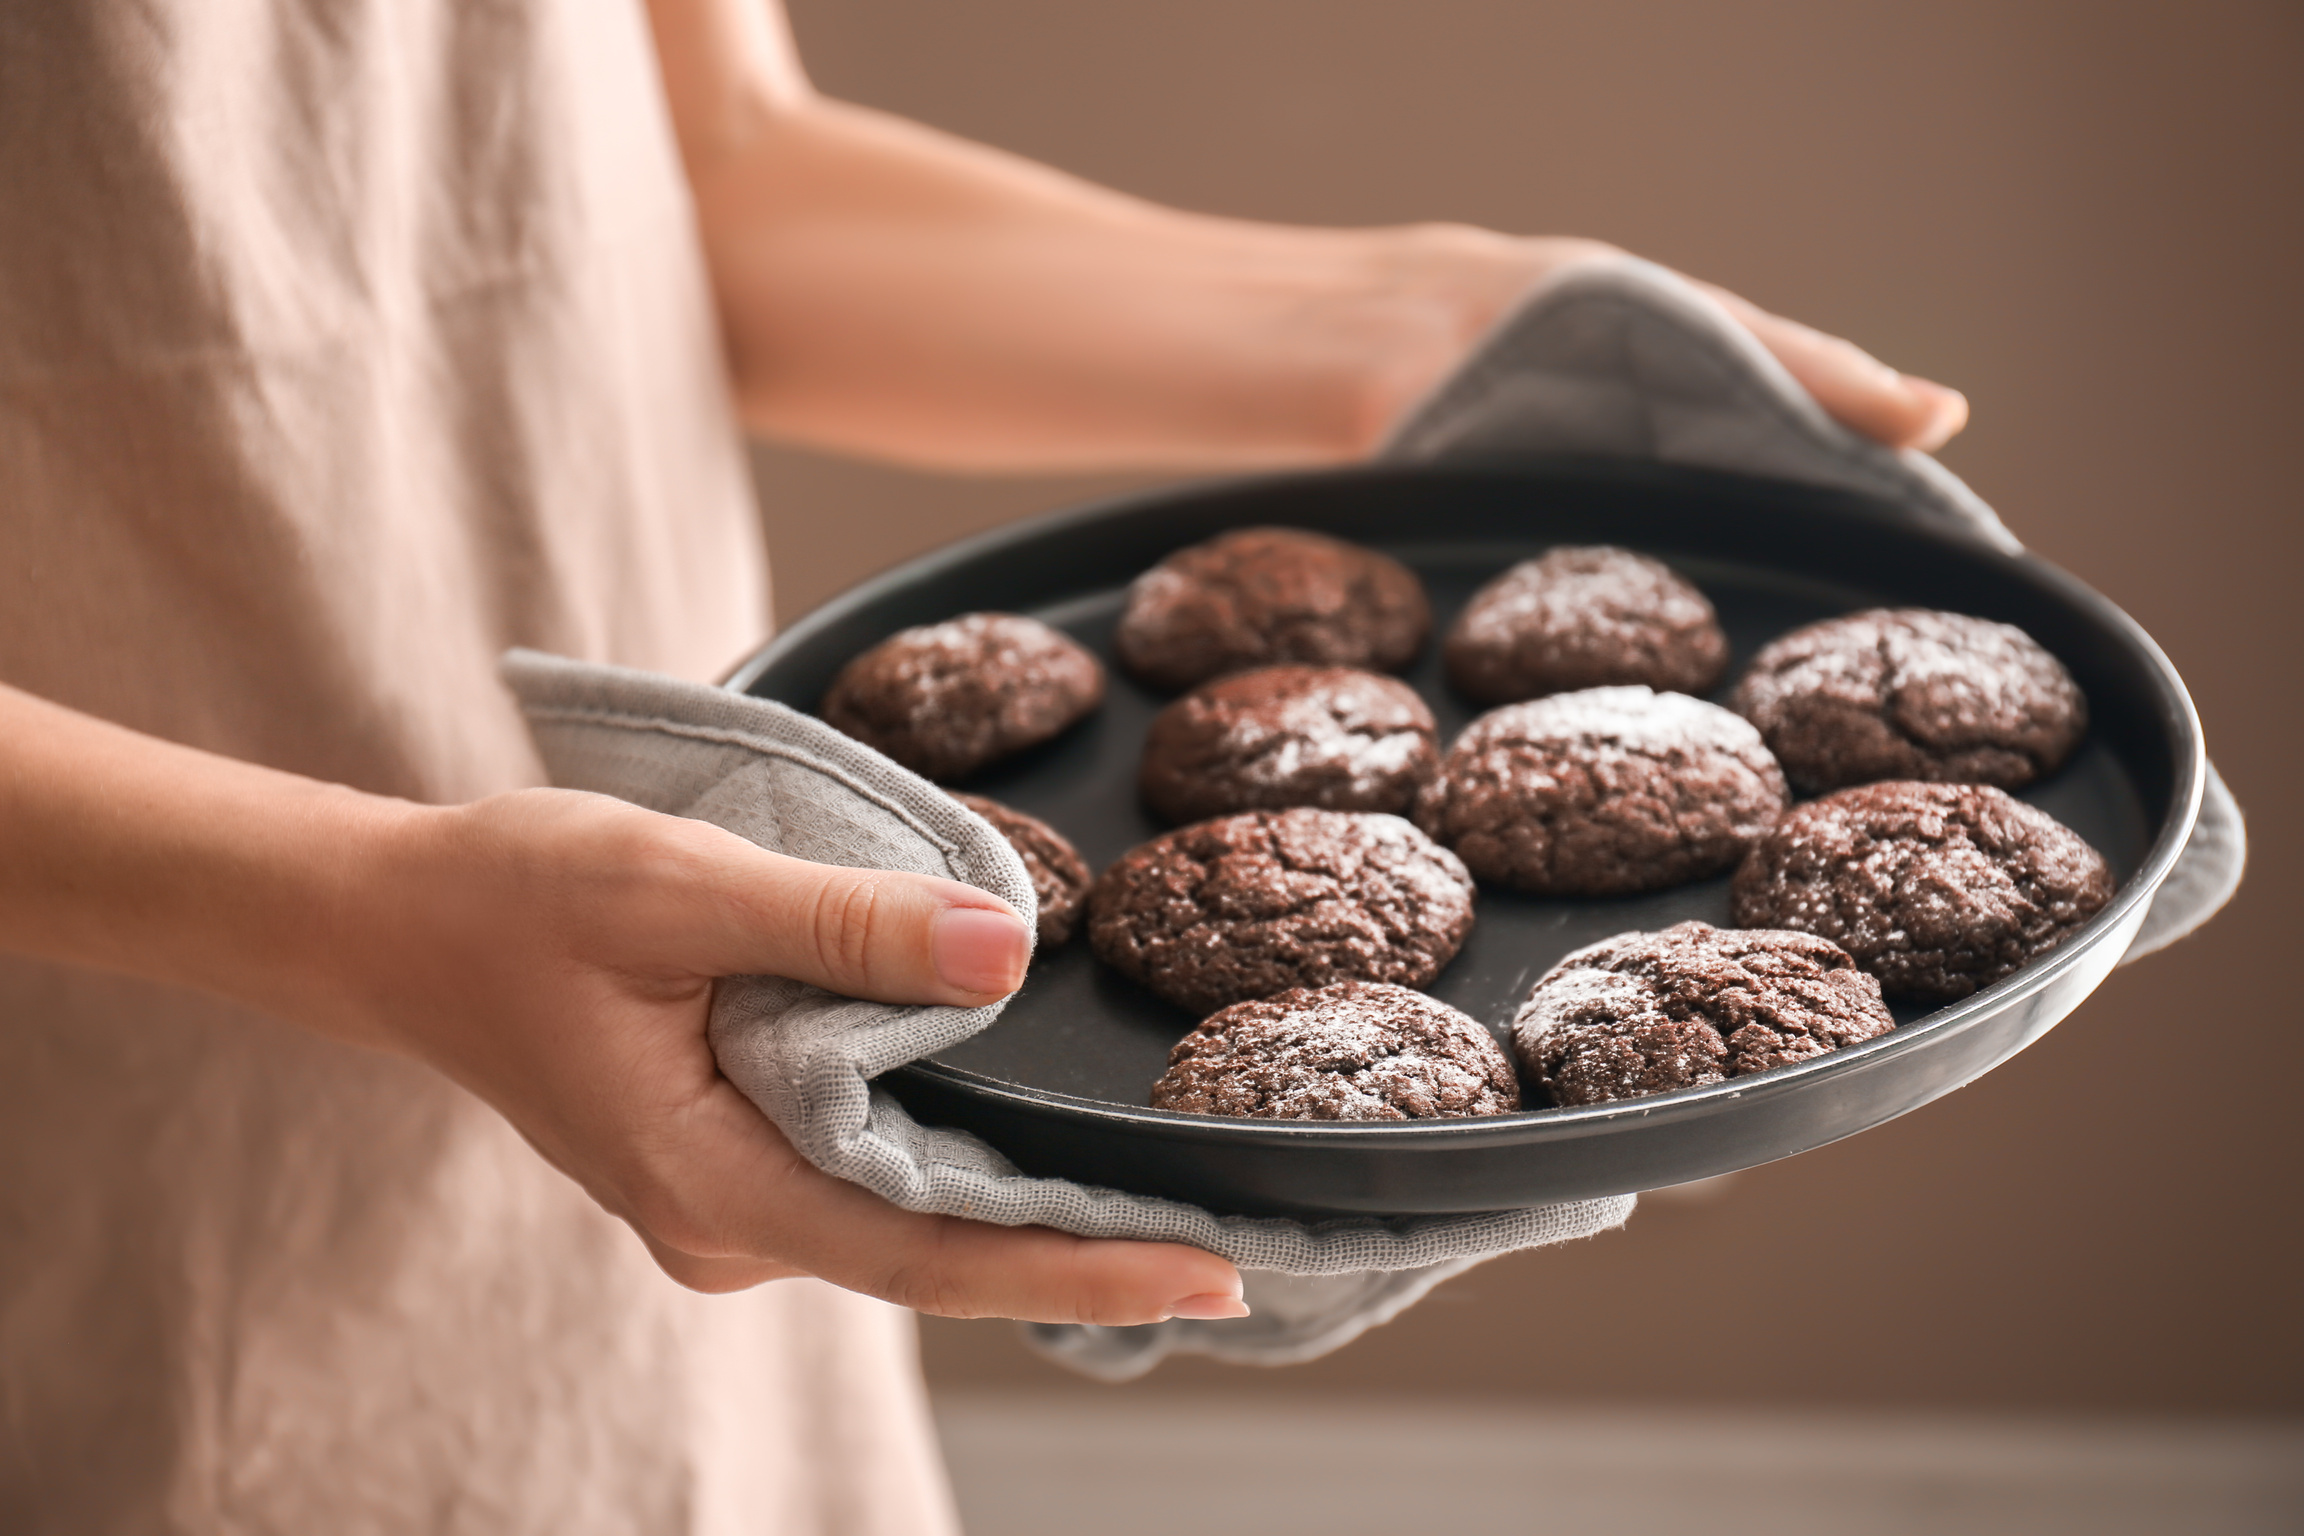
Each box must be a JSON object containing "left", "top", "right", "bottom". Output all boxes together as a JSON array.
[
  {"left": 1311, "top": 224, "right": 1624, "bottom": 456},
  {"left": 215, "top": 785, "right": 450, "bottom": 1052},
  {"left": 92, "top": 769, "right": 445, "bottom": 1054},
  {"left": 0, "top": 681, "right": 447, "bottom": 1045}
]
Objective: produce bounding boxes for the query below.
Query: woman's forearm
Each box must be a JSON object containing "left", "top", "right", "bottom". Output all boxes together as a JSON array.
[
  {"left": 0, "top": 682, "right": 418, "bottom": 1038},
  {"left": 684, "top": 94, "right": 1516, "bottom": 471}
]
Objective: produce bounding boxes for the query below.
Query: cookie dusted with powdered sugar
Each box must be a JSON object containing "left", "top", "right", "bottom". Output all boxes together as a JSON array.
[
  {"left": 1138, "top": 665, "right": 1439, "bottom": 824},
  {"left": 1514, "top": 921, "right": 1894, "bottom": 1107},
  {"left": 1443, "top": 545, "right": 1728, "bottom": 706},
  {"left": 1086, "top": 808, "right": 1476, "bottom": 1016},
  {"left": 1152, "top": 981, "right": 1519, "bottom": 1121},
  {"left": 1414, "top": 686, "right": 1789, "bottom": 896},
  {"left": 1113, "top": 527, "right": 1430, "bottom": 692},
  {"left": 821, "top": 613, "right": 1103, "bottom": 781},
  {"left": 950, "top": 793, "right": 1091, "bottom": 947},
  {"left": 1731, "top": 780, "right": 2115, "bottom": 1002},
  {"left": 1728, "top": 607, "right": 2085, "bottom": 794}
]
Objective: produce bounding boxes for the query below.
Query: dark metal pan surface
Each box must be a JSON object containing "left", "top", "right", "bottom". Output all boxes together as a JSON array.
[{"left": 731, "top": 460, "right": 2202, "bottom": 1219}]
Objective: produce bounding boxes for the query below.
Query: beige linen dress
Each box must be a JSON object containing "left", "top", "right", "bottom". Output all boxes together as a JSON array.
[{"left": 0, "top": 1, "right": 958, "bottom": 1530}]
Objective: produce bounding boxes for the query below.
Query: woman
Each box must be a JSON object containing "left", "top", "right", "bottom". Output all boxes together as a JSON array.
[{"left": 0, "top": 0, "right": 1963, "bottom": 1529}]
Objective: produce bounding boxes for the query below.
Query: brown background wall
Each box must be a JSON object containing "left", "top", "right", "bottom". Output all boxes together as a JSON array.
[{"left": 753, "top": 0, "right": 2304, "bottom": 1414}]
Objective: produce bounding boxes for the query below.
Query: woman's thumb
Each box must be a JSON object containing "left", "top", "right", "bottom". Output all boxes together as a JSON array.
[{"left": 681, "top": 835, "right": 1032, "bottom": 1004}]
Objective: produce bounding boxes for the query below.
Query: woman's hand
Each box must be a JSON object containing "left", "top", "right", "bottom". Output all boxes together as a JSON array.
[
  {"left": 343, "top": 787, "right": 1243, "bottom": 1320},
  {"left": 1342, "top": 226, "right": 1970, "bottom": 457}
]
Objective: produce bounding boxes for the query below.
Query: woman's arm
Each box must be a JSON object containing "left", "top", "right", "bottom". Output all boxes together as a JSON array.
[
  {"left": 0, "top": 682, "right": 1242, "bottom": 1317},
  {"left": 646, "top": 0, "right": 1967, "bottom": 472}
]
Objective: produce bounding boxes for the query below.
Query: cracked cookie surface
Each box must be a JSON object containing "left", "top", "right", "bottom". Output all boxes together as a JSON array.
[
  {"left": 1086, "top": 808, "right": 1475, "bottom": 1015},
  {"left": 821, "top": 613, "right": 1103, "bottom": 781},
  {"left": 1138, "top": 665, "right": 1438, "bottom": 823},
  {"left": 1728, "top": 607, "right": 2085, "bottom": 794},
  {"left": 1114, "top": 527, "right": 1430, "bottom": 692},
  {"left": 951, "top": 793, "right": 1091, "bottom": 947},
  {"left": 1151, "top": 980, "right": 1519, "bottom": 1120},
  {"left": 1414, "top": 686, "right": 1788, "bottom": 895},
  {"left": 1444, "top": 545, "right": 1728, "bottom": 706},
  {"left": 1731, "top": 780, "right": 2115, "bottom": 1002},
  {"left": 1514, "top": 920, "right": 1894, "bottom": 1107}
]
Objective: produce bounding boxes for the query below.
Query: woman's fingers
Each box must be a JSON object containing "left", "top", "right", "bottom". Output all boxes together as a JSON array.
[
  {"left": 628, "top": 1080, "right": 1244, "bottom": 1323},
  {"left": 759, "top": 1118, "right": 1246, "bottom": 1325},
  {"left": 1399, "top": 236, "right": 1971, "bottom": 455},
  {"left": 1697, "top": 282, "right": 1969, "bottom": 452},
  {"left": 855, "top": 1219, "right": 1250, "bottom": 1326}
]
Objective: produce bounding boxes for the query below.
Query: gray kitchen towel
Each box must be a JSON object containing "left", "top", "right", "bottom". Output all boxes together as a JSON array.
[
  {"left": 504, "top": 650, "right": 1636, "bottom": 1356},
  {"left": 1380, "top": 255, "right": 2244, "bottom": 963}
]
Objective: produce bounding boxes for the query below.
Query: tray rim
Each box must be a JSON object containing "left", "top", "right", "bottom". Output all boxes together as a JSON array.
[{"left": 730, "top": 457, "right": 2205, "bottom": 1152}]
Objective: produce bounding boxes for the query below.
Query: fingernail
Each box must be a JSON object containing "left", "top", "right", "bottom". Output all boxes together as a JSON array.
[
  {"left": 931, "top": 905, "right": 1031, "bottom": 997},
  {"left": 1165, "top": 1293, "right": 1251, "bottom": 1321},
  {"left": 1899, "top": 376, "right": 1969, "bottom": 451}
]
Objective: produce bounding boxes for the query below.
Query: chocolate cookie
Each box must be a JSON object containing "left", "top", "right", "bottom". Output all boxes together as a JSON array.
[
  {"left": 1151, "top": 981, "right": 1520, "bottom": 1121},
  {"left": 1443, "top": 545, "right": 1729, "bottom": 706},
  {"left": 951, "top": 793, "right": 1091, "bottom": 947},
  {"left": 1114, "top": 527, "right": 1431, "bottom": 692},
  {"left": 1728, "top": 608, "right": 2086, "bottom": 794},
  {"left": 1413, "top": 686, "right": 1789, "bottom": 896},
  {"left": 821, "top": 613, "right": 1103, "bottom": 781},
  {"left": 1513, "top": 921, "right": 1894, "bottom": 1107},
  {"left": 1086, "top": 808, "right": 1476, "bottom": 1016},
  {"left": 1730, "top": 780, "right": 2115, "bottom": 1003},
  {"left": 1138, "top": 665, "right": 1439, "bottom": 824}
]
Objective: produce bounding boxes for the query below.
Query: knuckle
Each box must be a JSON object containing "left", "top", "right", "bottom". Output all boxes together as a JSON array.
[
  {"left": 875, "top": 1226, "right": 983, "bottom": 1319},
  {"left": 625, "top": 814, "right": 724, "bottom": 889},
  {"left": 879, "top": 1261, "right": 977, "bottom": 1320},
  {"left": 1066, "top": 1251, "right": 1147, "bottom": 1329},
  {"left": 1081, "top": 1292, "right": 1157, "bottom": 1328},
  {"left": 808, "top": 874, "right": 886, "bottom": 987}
]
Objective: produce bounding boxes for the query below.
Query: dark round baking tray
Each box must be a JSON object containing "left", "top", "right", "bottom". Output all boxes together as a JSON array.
[{"left": 730, "top": 459, "right": 2203, "bottom": 1219}]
